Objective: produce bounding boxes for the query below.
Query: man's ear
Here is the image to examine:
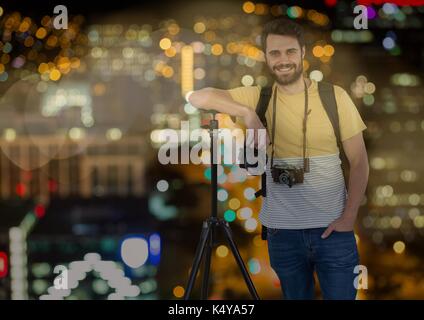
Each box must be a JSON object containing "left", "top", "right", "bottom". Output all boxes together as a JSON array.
[{"left": 301, "top": 46, "right": 306, "bottom": 59}]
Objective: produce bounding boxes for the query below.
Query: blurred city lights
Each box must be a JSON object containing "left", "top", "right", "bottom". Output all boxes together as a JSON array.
[
  {"left": 0, "top": 251, "right": 8, "bottom": 278},
  {"left": 217, "top": 189, "right": 229, "bottom": 202},
  {"left": 121, "top": 237, "right": 149, "bottom": 269},
  {"left": 248, "top": 258, "right": 260, "bottom": 274},
  {"left": 173, "top": 285, "right": 184, "bottom": 298},
  {"left": 156, "top": 180, "right": 169, "bottom": 192},
  {"left": 287, "top": 6, "right": 303, "bottom": 19},
  {"left": 228, "top": 198, "right": 241, "bottom": 210},
  {"left": 309, "top": 70, "right": 323, "bottom": 82},
  {"left": 216, "top": 245, "right": 229, "bottom": 258},
  {"left": 40, "top": 253, "right": 141, "bottom": 300},
  {"left": 4, "top": 128, "right": 16, "bottom": 142},
  {"left": 224, "top": 209, "right": 236, "bottom": 223},
  {"left": 393, "top": 241, "right": 405, "bottom": 254},
  {"left": 243, "top": 187, "right": 256, "bottom": 200},
  {"left": 242, "top": 2, "right": 255, "bottom": 14},
  {"left": 244, "top": 218, "right": 258, "bottom": 232},
  {"left": 238, "top": 207, "right": 253, "bottom": 220}
]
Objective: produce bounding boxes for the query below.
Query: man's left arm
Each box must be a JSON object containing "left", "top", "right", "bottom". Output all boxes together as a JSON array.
[{"left": 321, "top": 132, "right": 369, "bottom": 238}]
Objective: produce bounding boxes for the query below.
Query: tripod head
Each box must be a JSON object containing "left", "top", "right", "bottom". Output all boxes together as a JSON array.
[
  {"left": 198, "top": 109, "right": 236, "bottom": 126},
  {"left": 200, "top": 110, "right": 219, "bottom": 131}
]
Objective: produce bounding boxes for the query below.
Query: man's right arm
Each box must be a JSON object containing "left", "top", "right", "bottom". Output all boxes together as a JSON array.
[{"left": 188, "top": 87, "right": 265, "bottom": 130}]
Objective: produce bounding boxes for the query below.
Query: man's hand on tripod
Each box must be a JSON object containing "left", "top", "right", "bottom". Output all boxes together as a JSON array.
[
  {"left": 243, "top": 108, "right": 270, "bottom": 146},
  {"left": 187, "top": 87, "right": 269, "bottom": 146}
]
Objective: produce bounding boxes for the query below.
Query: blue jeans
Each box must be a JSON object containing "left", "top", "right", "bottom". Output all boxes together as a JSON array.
[{"left": 267, "top": 227, "right": 359, "bottom": 300}]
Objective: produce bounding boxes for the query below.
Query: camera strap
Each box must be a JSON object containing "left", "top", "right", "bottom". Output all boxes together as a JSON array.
[{"left": 270, "top": 79, "right": 310, "bottom": 172}]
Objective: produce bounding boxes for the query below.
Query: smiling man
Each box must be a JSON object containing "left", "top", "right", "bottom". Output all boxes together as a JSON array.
[{"left": 187, "top": 18, "right": 369, "bottom": 300}]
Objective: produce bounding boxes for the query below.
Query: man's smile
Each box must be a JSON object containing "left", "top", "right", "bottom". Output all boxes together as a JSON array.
[{"left": 274, "top": 64, "right": 295, "bottom": 74}]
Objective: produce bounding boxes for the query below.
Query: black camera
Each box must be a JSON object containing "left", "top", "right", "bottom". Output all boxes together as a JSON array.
[{"left": 271, "top": 164, "right": 304, "bottom": 188}]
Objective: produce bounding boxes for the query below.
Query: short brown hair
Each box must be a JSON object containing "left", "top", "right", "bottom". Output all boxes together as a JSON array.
[{"left": 261, "top": 18, "right": 305, "bottom": 52}]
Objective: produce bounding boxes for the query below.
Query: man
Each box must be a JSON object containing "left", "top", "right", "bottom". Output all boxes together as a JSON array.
[{"left": 187, "top": 18, "right": 369, "bottom": 300}]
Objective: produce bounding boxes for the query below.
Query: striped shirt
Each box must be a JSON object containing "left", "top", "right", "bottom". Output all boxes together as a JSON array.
[{"left": 259, "top": 153, "right": 347, "bottom": 229}]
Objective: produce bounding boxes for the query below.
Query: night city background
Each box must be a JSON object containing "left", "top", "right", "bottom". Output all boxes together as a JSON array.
[{"left": 0, "top": 0, "right": 423, "bottom": 300}]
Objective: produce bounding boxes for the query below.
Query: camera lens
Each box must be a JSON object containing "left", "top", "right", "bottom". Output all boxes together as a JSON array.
[{"left": 279, "top": 172, "right": 290, "bottom": 185}]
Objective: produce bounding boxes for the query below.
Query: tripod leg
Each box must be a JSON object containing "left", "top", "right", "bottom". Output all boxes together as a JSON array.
[
  {"left": 201, "top": 230, "right": 213, "bottom": 299},
  {"left": 184, "top": 222, "right": 211, "bottom": 300},
  {"left": 221, "top": 221, "right": 260, "bottom": 300}
]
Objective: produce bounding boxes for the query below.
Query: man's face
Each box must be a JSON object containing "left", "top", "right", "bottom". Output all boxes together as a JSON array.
[{"left": 265, "top": 34, "right": 305, "bottom": 85}]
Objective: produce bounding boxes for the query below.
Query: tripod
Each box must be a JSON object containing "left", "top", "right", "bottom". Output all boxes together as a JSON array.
[{"left": 184, "top": 112, "right": 259, "bottom": 300}]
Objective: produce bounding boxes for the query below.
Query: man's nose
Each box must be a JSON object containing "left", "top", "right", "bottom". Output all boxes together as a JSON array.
[{"left": 276, "top": 55, "right": 291, "bottom": 65}]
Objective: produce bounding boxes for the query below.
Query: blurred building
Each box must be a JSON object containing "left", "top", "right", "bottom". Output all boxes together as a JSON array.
[{"left": 0, "top": 136, "right": 147, "bottom": 200}]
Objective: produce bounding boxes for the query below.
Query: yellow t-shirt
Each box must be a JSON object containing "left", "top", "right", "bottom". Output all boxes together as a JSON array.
[{"left": 228, "top": 80, "right": 367, "bottom": 159}]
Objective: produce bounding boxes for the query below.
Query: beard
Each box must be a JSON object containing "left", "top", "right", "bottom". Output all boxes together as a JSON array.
[{"left": 268, "top": 62, "right": 303, "bottom": 86}]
